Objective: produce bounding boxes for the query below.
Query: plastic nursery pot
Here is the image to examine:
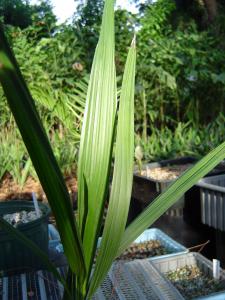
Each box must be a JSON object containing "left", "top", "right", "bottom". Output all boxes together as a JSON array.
[
  {"left": 0, "top": 200, "right": 50, "bottom": 274},
  {"left": 131, "top": 156, "right": 197, "bottom": 218},
  {"left": 184, "top": 161, "right": 225, "bottom": 227}
]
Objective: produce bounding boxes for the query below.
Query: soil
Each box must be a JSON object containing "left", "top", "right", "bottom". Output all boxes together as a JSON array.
[
  {"left": 166, "top": 265, "right": 224, "bottom": 299},
  {"left": 94, "top": 240, "right": 168, "bottom": 264},
  {"left": 0, "top": 173, "right": 78, "bottom": 203},
  {"left": 117, "top": 240, "right": 168, "bottom": 261},
  {"left": 140, "top": 164, "right": 193, "bottom": 181}
]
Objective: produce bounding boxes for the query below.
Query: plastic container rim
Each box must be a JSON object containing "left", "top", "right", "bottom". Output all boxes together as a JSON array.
[{"left": 0, "top": 200, "right": 51, "bottom": 231}]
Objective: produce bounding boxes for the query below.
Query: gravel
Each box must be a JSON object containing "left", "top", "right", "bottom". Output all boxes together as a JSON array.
[
  {"left": 140, "top": 164, "right": 193, "bottom": 181},
  {"left": 117, "top": 240, "right": 168, "bottom": 261},
  {"left": 3, "top": 210, "right": 42, "bottom": 227},
  {"left": 166, "top": 265, "right": 224, "bottom": 299}
]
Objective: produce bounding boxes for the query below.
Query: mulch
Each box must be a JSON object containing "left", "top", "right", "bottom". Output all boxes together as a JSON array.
[{"left": 0, "top": 173, "right": 78, "bottom": 203}]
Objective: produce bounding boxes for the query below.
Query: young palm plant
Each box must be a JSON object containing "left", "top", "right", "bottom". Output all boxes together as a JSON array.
[{"left": 0, "top": 0, "right": 225, "bottom": 299}]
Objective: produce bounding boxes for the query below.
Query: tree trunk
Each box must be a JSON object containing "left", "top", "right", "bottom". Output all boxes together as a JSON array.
[{"left": 203, "top": 0, "right": 217, "bottom": 22}]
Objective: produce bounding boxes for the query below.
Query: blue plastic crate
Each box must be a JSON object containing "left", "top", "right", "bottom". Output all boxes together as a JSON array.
[
  {"left": 48, "top": 224, "right": 63, "bottom": 253},
  {"left": 98, "top": 228, "right": 187, "bottom": 260},
  {"left": 133, "top": 228, "right": 188, "bottom": 260},
  {"left": 48, "top": 225, "right": 187, "bottom": 260},
  {"left": 2, "top": 226, "right": 219, "bottom": 299}
]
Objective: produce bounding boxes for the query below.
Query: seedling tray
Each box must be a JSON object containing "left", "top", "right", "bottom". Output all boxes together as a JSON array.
[
  {"left": 197, "top": 174, "right": 225, "bottom": 231},
  {"left": 0, "top": 261, "right": 166, "bottom": 300},
  {"left": 1, "top": 255, "right": 224, "bottom": 300},
  {"left": 0, "top": 228, "right": 186, "bottom": 299},
  {"left": 132, "top": 157, "right": 197, "bottom": 217},
  {"left": 50, "top": 226, "right": 187, "bottom": 261},
  {"left": 151, "top": 252, "right": 225, "bottom": 299},
  {"left": 184, "top": 166, "right": 225, "bottom": 227},
  {"left": 97, "top": 228, "right": 188, "bottom": 260},
  {"left": 133, "top": 228, "right": 187, "bottom": 260}
]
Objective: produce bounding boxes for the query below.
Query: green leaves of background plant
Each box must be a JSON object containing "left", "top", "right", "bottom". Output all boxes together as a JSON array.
[{"left": 0, "top": 25, "right": 85, "bottom": 277}]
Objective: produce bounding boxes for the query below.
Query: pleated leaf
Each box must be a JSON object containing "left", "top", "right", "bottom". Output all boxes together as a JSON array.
[
  {"left": 77, "top": 0, "right": 117, "bottom": 280},
  {"left": 87, "top": 38, "right": 136, "bottom": 298},
  {"left": 118, "top": 141, "right": 225, "bottom": 255},
  {"left": 0, "top": 26, "right": 85, "bottom": 277}
]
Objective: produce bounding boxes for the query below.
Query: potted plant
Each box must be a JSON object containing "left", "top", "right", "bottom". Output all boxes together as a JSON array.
[
  {"left": 1, "top": 0, "right": 225, "bottom": 298},
  {"left": 0, "top": 200, "right": 50, "bottom": 273}
]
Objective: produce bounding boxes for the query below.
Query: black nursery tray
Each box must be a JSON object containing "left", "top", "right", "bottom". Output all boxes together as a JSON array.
[
  {"left": 131, "top": 156, "right": 225, "bottom": 222},
  {"left": 131, "top": 157, "right": 196, "bottom": 218}
]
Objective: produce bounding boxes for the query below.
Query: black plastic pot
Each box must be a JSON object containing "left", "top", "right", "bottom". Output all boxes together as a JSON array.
[
  {"left": 131, "top": 157, "right": 197, "bottom": 218},
  {"left": 0, "top": 200, "right": 50, "bottom": 274},
  {"left": 184, "top": 162, "right": 225, "bottom": 226}
]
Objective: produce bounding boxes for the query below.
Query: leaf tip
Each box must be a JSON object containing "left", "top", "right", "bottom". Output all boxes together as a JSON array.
[{"left": 131, "top": 34, "right": 136, "bottom": 48}]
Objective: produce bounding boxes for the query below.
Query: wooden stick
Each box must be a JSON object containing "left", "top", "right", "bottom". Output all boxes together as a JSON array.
[{"left": 188, "top": 240, "right": 210, "bottom": 253}]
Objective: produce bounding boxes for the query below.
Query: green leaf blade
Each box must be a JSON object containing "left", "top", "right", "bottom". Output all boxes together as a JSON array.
[
  {"left": 88, "top": 38, "right": 136, "bottom": 298},
  {"left": 77, "top": 0, "right": 117, "bottom": 279}
]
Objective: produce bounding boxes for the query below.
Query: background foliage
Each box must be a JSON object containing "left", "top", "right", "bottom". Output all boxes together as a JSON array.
[{"left": 0, "top": 0, "right": 225, "bottom": 185}]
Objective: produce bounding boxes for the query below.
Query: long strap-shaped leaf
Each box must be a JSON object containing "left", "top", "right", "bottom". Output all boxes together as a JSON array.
[
  {"left": 87, "top": 38, "right": 136, "bottom": 298},
  {"left": 0, "top": 26, "right": 85, "bottom": 277},
  {"left": 118, "top": 141, "right": 225, "bottom": 255},
  {"left": 77, "top": 0, "right": 117, "bottom": 279}
]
